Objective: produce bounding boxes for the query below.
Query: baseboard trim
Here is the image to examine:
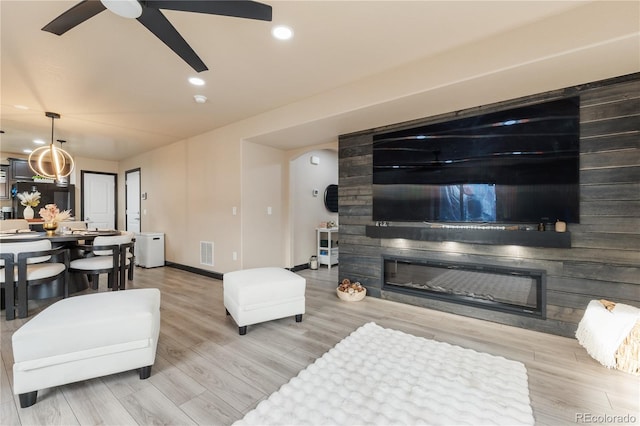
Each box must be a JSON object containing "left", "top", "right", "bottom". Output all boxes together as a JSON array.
[
  {"left": 165, "top": 262, "right": 309, "bottom": 279},
  {"left": 290, "top": 264, "right": 310, "bottom": 272},
  {"left": 165, "top": 262, "right": 224, "bottom": 281}
]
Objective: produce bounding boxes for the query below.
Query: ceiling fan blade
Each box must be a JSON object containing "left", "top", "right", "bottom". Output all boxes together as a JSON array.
[
  {"left": 42, "top": 0, "right": 106, "bottom": 35},
  {"left": 145, "top": 0, "right": 272, "bottom": 21},
  {"left": 137, "top": 7, "right": 208, "bottom": 73}
]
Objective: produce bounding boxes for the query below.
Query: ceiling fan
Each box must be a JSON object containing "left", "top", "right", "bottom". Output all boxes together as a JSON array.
[{"left": 42, "top": 0, "right": 272, "bottom": 72}]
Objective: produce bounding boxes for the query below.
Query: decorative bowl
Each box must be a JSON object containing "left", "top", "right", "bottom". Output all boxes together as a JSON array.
[
  {"left": 43, "top": 222, "right": 58, "bottom": 236},
  {"left": 336, "top": 287, "right": 366, "bottom": 302}
]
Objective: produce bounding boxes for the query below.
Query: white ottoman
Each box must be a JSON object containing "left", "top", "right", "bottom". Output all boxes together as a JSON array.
[
  {"left": 223, "top": 267, "right": 305, "bottom": 335},
  {"left": 12, "top": 288, "right": 161, "bottom": 408}
]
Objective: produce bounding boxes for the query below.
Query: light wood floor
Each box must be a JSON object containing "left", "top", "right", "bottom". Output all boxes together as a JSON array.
[{"left": 1, "top": 266, "right": 638, "bottom": 425}]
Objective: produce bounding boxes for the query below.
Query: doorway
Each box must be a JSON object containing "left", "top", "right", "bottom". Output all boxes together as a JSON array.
[
  {"left": 125, "top": 169, "right": 141, "bottom": 233},
  {"left": 81, "top": 171, "right": 116, "bottom": 229},
  {"left": 289, "top": 149, "right": 338, "bottom": 268}
]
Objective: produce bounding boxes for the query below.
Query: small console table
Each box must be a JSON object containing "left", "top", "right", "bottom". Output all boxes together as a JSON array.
[{"left": 317, "top": 227, "right": 339, "bottom": 269}]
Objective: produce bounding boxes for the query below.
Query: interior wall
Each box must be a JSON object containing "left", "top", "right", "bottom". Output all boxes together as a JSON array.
[
  {"left": 98, "top": 0, "right": 636, "bottom": 275},
  {"left": 241, "top": 140, "right": 286, "bottom": 269},
  {"left": 290, "top": 149, "right": 339, "bottom": 267},
  {"left": 118, "top": 130, "right": 244, "bottom": 273},
  {"left": 119, "top": 140, "right": 188, "bottom": 264},
  {"left": 186, "top": 131, "right": 242, "bottom": 272}
]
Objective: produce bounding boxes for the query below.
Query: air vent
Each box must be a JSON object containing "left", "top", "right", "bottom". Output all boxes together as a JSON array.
[{"left": 200, "top": 241, "right": 214, "bottom": 266}]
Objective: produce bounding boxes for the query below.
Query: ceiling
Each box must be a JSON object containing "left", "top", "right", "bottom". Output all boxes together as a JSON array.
[{"left": 0, "top": 1, "right": 633, "bottom": 161}]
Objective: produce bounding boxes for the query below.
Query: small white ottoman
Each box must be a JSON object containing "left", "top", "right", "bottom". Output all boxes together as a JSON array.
[
  {"left": 12, "top": 288, "right": 161, "bottom": 408},
  {"left": 223, "top": 267, "right": 305, "bottom": 335}
]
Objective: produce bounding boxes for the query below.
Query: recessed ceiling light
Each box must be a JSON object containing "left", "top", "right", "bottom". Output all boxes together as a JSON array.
[
  {"left": 188, "top": 77, "right": 205, "bottom": 86},
  {"left": 14, "top": 105, "right": 29, "bottom": 110},
  {"left": 272, "top": 25, "right": 293, "bottom": 40},
  {"left": 194, "top": 95, "right": 207, "bottom": 104},
  {"left": 33, "top": 139, "right": 46, "bottom": 145},
  {"left": 23, "top": 149, "right": 33, "bottom": 154}
]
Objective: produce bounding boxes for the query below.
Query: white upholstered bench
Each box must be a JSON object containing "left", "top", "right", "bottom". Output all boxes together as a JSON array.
[
  {"left": 12, "top": 288, "right": 161, "bottom": 408},
  {"left": 223, "top": 267, "right": 306, "bottom": 335}
]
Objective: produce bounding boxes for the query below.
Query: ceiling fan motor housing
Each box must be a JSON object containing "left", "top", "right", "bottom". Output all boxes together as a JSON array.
[{"left": 100, "top": 0, "right": 142, "bottom": 19}]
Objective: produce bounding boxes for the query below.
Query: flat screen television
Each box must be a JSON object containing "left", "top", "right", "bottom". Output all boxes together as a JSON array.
[{"left": 372, "top": 97, "right": 580, "bottom": 224}]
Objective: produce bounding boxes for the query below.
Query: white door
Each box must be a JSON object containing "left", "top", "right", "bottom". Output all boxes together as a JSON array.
[
  {"left": 126, "top": 169, "right": 141, "bottom": 233},
  {"left": 83, "top": 173, "right": 116, "bottom": 229}
]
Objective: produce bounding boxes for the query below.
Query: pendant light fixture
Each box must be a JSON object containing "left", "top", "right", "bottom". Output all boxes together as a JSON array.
[{"left": 28, "top": 112, "right": 75, "bottom": 182}]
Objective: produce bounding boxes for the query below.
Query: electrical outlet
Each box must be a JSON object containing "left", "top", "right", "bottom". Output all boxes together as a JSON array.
[{"left": 232, "top": 251, "right": 237, "bottom": 261}]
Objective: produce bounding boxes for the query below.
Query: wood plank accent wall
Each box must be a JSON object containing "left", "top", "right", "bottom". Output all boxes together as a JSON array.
[{"left": 338, "top": 74, "right": 639, "bottom": 337}]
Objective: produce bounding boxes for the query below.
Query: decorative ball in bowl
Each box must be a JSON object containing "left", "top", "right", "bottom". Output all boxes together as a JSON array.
[{"left": 337, "top": 279, "right": 366, "bottom": 302}]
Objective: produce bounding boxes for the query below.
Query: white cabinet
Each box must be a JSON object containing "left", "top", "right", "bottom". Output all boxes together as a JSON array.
[
  {"left": 135, "top": 232, "right": 165, "bottom": 268},
  {"left": 317, "top": 227, "right": 338, "bottom": 269}
]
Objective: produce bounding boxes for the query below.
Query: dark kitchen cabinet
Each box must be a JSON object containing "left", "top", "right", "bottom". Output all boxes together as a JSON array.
[
  {"left": 9, "top": 158, "right": 34, "bottom": 181},
  {"left": 0, "top": 165, "right": 8, "bottom": 200}
]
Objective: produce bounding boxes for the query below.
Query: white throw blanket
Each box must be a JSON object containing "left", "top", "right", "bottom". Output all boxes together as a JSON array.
[
  {"left": 576, "top": 300, "right": 640, "bottom": 368},
  {"left": 236, "top": 322, "right": 534, "bottom": 426}
]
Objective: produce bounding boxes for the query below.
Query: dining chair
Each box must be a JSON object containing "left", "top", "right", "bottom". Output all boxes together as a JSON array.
[
  {"left": 0, "top": 239, "right": 69, "bottom": 320},
  {"left": 0, "top": 219, "right": 30, "bottom": 233},
  {"left": 69, "top": 234, "right": 134, "bottom": 291},
  {"left": 57, "top": 221, "right": 88, "bottom": 231},
  {"left": 120, "top": 231, "right": 136, "bottom": 281}
]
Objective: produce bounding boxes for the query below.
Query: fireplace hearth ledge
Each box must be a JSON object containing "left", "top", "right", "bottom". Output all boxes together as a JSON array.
[{"left": 366, "top": 225, "right": 571, "bottom": 248}]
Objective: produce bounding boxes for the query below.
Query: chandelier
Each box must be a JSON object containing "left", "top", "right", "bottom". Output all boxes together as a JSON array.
[{"left": 28, "top": 112, "right": 75, "bottom": 181}]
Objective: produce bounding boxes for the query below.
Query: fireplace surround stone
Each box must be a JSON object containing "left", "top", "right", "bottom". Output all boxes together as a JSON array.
[{"left": 337, "top": 74, "right": 639, "bottom": 337}]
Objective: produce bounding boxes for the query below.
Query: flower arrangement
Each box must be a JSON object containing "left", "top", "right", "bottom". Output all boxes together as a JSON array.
[
  {"left": 17, "top": 191, "right": 41, "bottom": 207},
  {"left": 39, "top": 204, "right": 72, "bottom": 223}
]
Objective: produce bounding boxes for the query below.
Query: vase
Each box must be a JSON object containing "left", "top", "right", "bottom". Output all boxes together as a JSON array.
[
  {"left": 43, "top": 222, "right": 58, "bottom": 236},
  {"left": 23, "top": 205, "right": 34, "bottom": 220}
]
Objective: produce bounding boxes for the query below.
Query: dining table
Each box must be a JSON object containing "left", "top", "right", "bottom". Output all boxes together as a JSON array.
[
  {"left": 0, "top": 229, "right": 122, "bottom": 300},
  {"left": 0, "top": 229, "right": 120, "bottom": 243}
]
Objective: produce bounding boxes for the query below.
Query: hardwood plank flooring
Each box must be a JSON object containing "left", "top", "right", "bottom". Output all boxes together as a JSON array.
[{"left": 1, "top": 266, "right": 638, "bottom": 425}]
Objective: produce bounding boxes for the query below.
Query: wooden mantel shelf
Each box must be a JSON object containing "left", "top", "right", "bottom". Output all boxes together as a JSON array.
[{"left": 365, "top": 225, "right": 571, "bottom": 248}]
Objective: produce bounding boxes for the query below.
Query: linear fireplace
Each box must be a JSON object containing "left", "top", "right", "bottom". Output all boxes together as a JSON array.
[{"left": 382, "top": 256, "right": 546, "bottom": 318}]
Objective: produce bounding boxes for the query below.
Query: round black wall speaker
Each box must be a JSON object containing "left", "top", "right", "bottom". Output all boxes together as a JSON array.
[{"left": 324, "top": 184, "right": 338, "bottom": 212}]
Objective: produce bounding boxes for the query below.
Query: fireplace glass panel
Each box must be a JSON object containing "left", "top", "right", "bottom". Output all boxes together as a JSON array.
[{"left": 383, "top": 258, "right": 543, "bottom": 316}]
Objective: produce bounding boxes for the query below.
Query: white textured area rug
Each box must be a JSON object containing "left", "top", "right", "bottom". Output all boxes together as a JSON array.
[{"left": 235, "top": 322, "right": 534, "bottom": 426}]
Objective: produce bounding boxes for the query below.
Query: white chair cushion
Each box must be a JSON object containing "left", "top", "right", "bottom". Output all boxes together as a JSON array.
[
  {"left": 70, "top": 256, "right": 113, "bottom": 270},
  {"left": 0, "top": 263, "right": 66, "bottom": 283},
  {"left": 92, "top": 234, "right": 132, "bottom": 256},
  {"left": 70, "top": 256, "right": 130, "bottom": 271},
  {"left": 0, "top": 240, "right": 52, "bottom": 265}
]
